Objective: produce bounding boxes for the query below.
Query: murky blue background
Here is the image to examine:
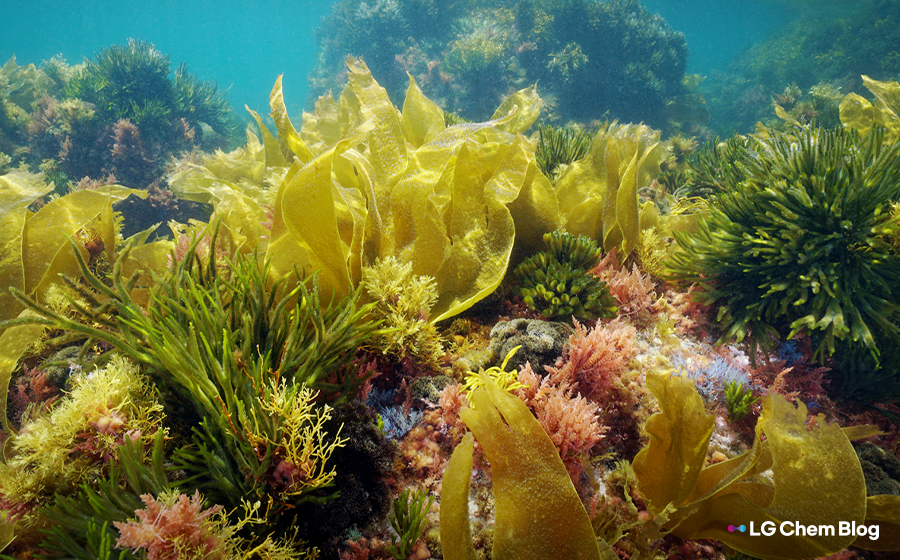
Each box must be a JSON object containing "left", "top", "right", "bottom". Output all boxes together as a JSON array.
[{"left": 0, "top": 0, "right": 822, "bottom": 115}]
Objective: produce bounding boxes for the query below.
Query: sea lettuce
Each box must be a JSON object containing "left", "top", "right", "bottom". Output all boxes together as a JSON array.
[
  {"left": 634, "top": 371, "right": 900, "bottom": 559},
  {"left": 266, "top": 57, "right": 550, "bottom": 321},
  {"left": 441, "top": 372, "right": 606, "bottom": 560}
]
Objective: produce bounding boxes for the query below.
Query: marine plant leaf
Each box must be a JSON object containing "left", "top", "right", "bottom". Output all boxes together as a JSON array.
[
  {"left": 634, "top": 369, "right": 876, "bottom": 559},
  {"left": 442, "top": 372, "right": 602, "bottom": 559}
]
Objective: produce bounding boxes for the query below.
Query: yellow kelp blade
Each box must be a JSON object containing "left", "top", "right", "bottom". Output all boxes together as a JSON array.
[
  {"left": 860, "top": 75, "right": 900, "bottom": 141},
  {"left": 246, "top": 105, "right": 287, "bottom": 168},
  {"left": 839, "top": 93, "right": 875, "bottom": 135},
  {"left": 302, "top": 91, "right": 351, "bottom": 156},
  {"left": 672, "top": 396, "right": 867, "bottom": 558},
  {"left": 0, "top": 170, "right": 52, "bottom": 324},
  {"left": 854, "top": 495, "right": 900, "bottom": 550},
  {"left": 555, "top": 124, "right": 612, "bottom": 241},
  {"left": 632, "top": 371, "right": 716, "bottom": 515},
  {"left": 277, "top": 135, "right": 363, "bottom": 301},
  {"left": 840, "top": 76, "right": 900, "bottom": 143},
  {"left": 428, "top": 137, "right": 521, "bottom": 322},
  {"left": 490, "top": 84, "right": 543, "bottom": 134},
  {"left": 450, "top": 372, "right": 602, "bottom": 560},
  {"left": 402, "top": 73, "right": 445, "bottom": 148},
  {"left": 440, "top": 432, "right": 477, "bottom": 560},
  {"left": 345, "top": 57, "right": 408, "bottom": 186},
  {"left": 507, "top": 157, "right": 562, "bottom": 259},
  {"left": 0, "top": 314, "right": 45, "bottom": 433},
  {"left": 22, "top": 186, "right": 145, "bottom": 299},
  {"left": 270, "top": 74, "right": 314, "bottom": 164},
  {"left": 378, "top": 112, "right": 522, "bottom": 322}
]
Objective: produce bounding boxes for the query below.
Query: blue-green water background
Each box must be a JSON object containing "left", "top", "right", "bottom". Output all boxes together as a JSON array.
[{"left": 0, "top": 0, "right": 830, "bottom": 117}]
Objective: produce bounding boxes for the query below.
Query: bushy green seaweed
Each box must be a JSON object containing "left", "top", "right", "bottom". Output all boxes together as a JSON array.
[
  {"left": 65, "top": 39, "right": 236, "bottom": 149},
  {"left": 666, "top": 125, "right": 900, "bottom": 363},
  {"left": 723, "top": 380, "right": 759, "bottom": 422},
  {"left": 666, "top": 134, "right": 754, "bottom": 199},
  {"left": 386, "top": 486, "right": 434, "bottom": 559},
  {"left": 4, "top": 226, "right": 382, "bottom": 539},
  {"left": 514, "top": 230, "right": 617, "bottom": 320},
  {"left": 534, "top": 123, "right": 593, "bottom": 181}
]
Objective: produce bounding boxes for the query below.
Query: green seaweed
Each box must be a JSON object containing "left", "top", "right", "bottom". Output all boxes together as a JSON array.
[
  {"left": 666, "top": 125, "right": 900, "bottom": 363},
  {"left": 386, "top": 486, "right": 434, "bottom": 559},
  {"left": 534, "top": 123, "right": 594, "bottom": 181},
  {"left": 723, "top": 380, "right": 760, "bottom": 423},
  {"left": 65, "top": 39, "right": 237, "bottom": 148},
  {"left": 514, "top": 230, "right": 617, "bottom": 320}
]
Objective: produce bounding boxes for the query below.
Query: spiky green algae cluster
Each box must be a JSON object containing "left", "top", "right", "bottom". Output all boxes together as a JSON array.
[
  {"left": 667, "top": 125, "right": 900, "bottom": 362},
  {"left": 515, "top": 230, "right": 617, "bottom": 320},
  {"left": 65, "top": 39, "right": 237, "bottom": 148}
]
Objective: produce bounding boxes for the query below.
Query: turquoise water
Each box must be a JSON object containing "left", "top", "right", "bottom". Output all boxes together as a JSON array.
[
  {"left": 641, "top": 0, "right": 789, "bottom": 72},
  {"left": 0, "top": 0, "right": 333, "bottom": 114},
  {"left": 1, "top": 0, "right": 797, "bottom": 115}
]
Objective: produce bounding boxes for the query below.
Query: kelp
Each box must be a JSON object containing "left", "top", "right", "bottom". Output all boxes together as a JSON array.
[
  {"left": 0, "top": 176, "right": 150, "bottom": 433},
  {"left": 633, "top": 371, "right": 900, "bottom": 558},
  {"left": 0, "top": 170, "right": 53, "bottom": 324},
  {"left": 170, "top": 59, "right": 553, "bottom": 321},
  {"left": 167, "top": 128, "right": 275, "bottom": 255},
  {"left": 840, "top": 75, "right": 900, "bottom": 143},
  {"left": 553, "top": 123, "right": 670, "bottom": 260},
  {"left": 440, "top": 372, "right": 607, "bottom": 560},
  {"left": 262, "top": 57, "right": 552, "bottom": 321}
]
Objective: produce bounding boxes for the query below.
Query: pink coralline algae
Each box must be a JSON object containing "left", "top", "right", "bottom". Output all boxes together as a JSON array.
[{"left": 114, "top": 490, "right": 225, "bottom": 560}]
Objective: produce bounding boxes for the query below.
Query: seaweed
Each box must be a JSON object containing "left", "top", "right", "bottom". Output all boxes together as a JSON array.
[{"left": 666, "top": 125, "right": 900, "bottom": 363}]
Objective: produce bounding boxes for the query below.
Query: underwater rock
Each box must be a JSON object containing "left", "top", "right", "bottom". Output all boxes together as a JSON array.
[
  {"left": 292, "top": 401, "right": 396, "bottom": 549},
  {"left": 489, "top": 318, "right": 572, "bottom": 372},
  {"left": 856, "top": 442, "right": 900, "bottom": 496},
  {"left": 409, "top": 374, "right": 454, "bottom": 405},
  {"left": 42, "top": 346, "right": 83, "bottom": 388}
]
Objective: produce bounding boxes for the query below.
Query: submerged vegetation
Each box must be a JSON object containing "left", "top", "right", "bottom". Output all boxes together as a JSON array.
[
  {"left": 666, "top": 125, "right": 900, "bottom": 363},
  {"left": 313, "top": 0, "right": 687, "bottom": 126},
  {"left": 3, "top": 12, "right": 900, "bottom": 558},
  {"left": 0, "top": 40, "right": 238, "bottom": 191},
  {"left": 702, "top": 0, "right": 900, "bottom": 134},
  {"left": 514, "top": 231, "right": 617, "bottom": 320}
]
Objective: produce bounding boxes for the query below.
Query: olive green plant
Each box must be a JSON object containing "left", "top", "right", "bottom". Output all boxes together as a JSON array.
[
  {"left": 514, "top": 230, "right": 617, "bottom": 320},
  {"left": 534, "top": 123, "right": 593, "bottom": 181},
  {"left": 38, "top": 431, "right": 169, "bottom": 560},
  {"left": 723, "top": 380, "right": 759, "bottom": 422},
  {"left": 670, "top": 134, "right": 754, "bottom": 199},
  {"left": 5, "top": 227, "right": 382, "bottom": 520},
  {"left": 386, "top": 486, "right": 434, "bottom": 560},
  {"left": 666, "top": 125, "right": 900, "bottom": 363},
  {"left": 65, "top": 39, "right": 237, "bottom": 148}
]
